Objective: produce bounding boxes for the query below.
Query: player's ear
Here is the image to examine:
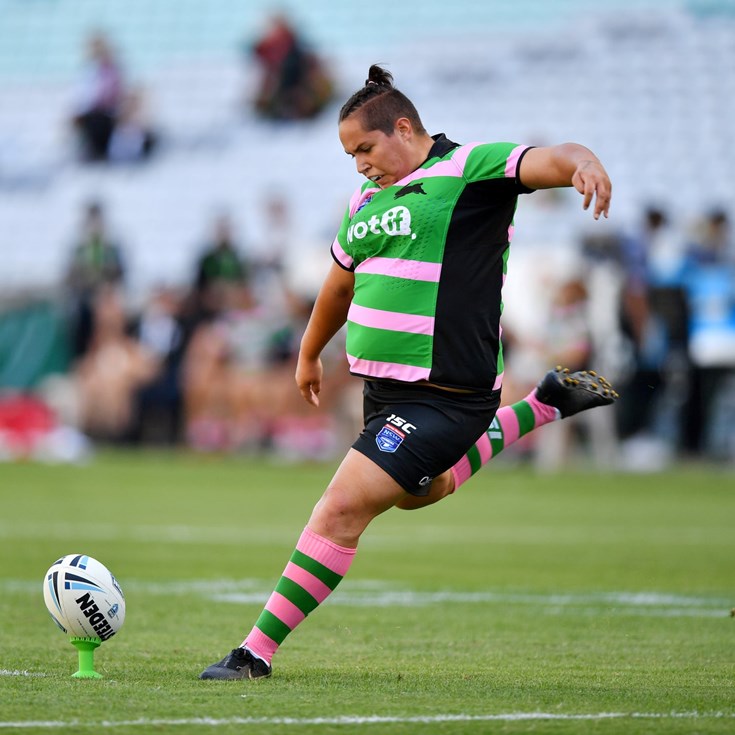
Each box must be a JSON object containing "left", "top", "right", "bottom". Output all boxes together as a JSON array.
[{"left": 395, "top": 117, "right": 412, "bottom": 140}]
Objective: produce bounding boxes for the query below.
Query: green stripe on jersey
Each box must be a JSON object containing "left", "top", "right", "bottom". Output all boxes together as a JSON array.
[
  {"left": 463, "top": 142, "right": 520, "bottom": 182},
  {"left": 274, "top": 576, "right": 319, "bottom": 616},
  {"left": 346, "top": 324, "right": 433, "bottom": 368},
  {"left": 353, "top": 274, "right": 438, "bottom": 316},
  {"left": 290, "top": 549, "right": 343, "bottom": 590},
  {"left": 512, "top": 400, "right": 536, "bottom": 437}
]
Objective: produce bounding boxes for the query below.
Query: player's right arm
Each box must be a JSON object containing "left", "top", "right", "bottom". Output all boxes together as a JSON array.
[
  {"left": 518, "top": 143, "right": 612, "bottom": 220},
  {"left": 296, "top": 261, "right": 355, "bottom": 406}
]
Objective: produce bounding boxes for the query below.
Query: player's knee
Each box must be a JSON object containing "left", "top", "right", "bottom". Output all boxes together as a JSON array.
[
  {"left": 395, "top": 473, "right": 454, "bottom": 510},
  {"left": 395, "top": 495, "right": 428, "bottom": 510},
  {"left": 311, "top": 485, "right": 357, "bottom": 525}
]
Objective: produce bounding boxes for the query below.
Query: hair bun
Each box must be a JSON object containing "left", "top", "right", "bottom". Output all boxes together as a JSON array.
[{"left": 365, "top": 64, "right": 394, "bottom": 89}]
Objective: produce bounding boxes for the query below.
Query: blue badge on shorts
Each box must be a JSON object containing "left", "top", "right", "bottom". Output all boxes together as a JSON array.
[{"left": 376, "top": 425, "right": 404, "bottom": 453}]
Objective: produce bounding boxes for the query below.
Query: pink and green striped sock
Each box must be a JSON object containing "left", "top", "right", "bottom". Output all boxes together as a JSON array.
[
  {"left": 242, "top": 526, "right": 355, "bottom": 664},
  {"left": 450, "top": 388, "right": 560, "bottom": 491}
]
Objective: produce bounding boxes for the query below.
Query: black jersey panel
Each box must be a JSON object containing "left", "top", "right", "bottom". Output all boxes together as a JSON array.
[{"left": 430, "top": 178, "right": 518, "bottom": 391}]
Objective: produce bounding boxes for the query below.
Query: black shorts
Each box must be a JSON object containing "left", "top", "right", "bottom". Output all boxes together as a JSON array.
[{"left": 352, "top": 380, "right": 501, "bottom": 496}]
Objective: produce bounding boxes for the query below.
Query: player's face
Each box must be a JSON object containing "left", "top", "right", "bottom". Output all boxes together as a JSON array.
[{"left": 339, "top": 115, "right": 414, "bottom": 189}]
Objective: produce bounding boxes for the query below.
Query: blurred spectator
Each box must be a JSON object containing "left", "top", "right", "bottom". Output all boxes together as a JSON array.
[
  {"left": 63, "top": 201, "right": 126, "bottom": 359},
  {"left": 70, "top": 32, "right": 125, "bottom": 162},
  {"left": 247, "top": 13, "right": 334, "bottom": 121},
  {"left": 128, "top": 286, "right": 187, "bottom": 445},
  {"left": 615, "top": 206, "right": 690, "bottom": 467},
  {"left": 249, "top": 193, "right": 295, "bottom": 358},
  {"left": 107, "top": 88, "right": 158, "bottom": 163},
  {"left": 685, "top": 208, "right": 734, "bottom": 266},
  {"left": 680, "top": 209, "right": 735, "bottom": 460},
  {"left": 254, "top": 193, "right": 290, "bottom": 274},
  {"left": 181, "top": 270, "right": 347, "bottom": 458},
  {"left": 506, "top": 277, "right": 618, "bottom": 471},
  {"left": 182, "top": 280, "right": 296, "bottom": 451},
  {"left": 194, "top": 213, "right": 251, "bottom": 319},
  {"left": 75, "top": 286, "right": 159, "bottom": 442}
]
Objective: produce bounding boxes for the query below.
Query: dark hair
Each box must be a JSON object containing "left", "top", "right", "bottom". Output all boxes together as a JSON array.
[{"left": 338, "top": 64, "right": 426, "bottom": 136}]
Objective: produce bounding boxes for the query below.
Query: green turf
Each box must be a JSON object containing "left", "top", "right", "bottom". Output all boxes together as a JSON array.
[{"left": 1, "top": 450, "right": 733, "bottom": 734}]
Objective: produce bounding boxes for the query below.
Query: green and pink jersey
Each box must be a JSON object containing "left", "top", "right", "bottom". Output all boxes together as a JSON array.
[{"left": 331, "top": 134, "right": 534, "bottom": 393}]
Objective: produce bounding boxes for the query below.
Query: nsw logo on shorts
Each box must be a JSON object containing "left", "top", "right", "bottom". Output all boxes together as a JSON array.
[{"left": 376, "top": 425, "right": 405, "bottom": 453}]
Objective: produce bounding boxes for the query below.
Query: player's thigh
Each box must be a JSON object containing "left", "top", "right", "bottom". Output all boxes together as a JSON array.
[{"left": 308, "top": 448, "right": 408, "bottom": 545}]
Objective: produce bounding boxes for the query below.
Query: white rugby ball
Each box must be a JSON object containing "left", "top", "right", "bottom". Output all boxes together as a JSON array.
[{"left": 43, "top": 554, "right": 125, "bottom": 641}]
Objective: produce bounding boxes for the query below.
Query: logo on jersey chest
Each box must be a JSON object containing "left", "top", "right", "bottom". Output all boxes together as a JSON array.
[{"left": 347, "top": 205, "right": 416, "bottom": 244}]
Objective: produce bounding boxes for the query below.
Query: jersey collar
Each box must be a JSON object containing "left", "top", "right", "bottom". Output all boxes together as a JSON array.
[{"left": 425, "top": 133, "right": 461, "bottom": 162}]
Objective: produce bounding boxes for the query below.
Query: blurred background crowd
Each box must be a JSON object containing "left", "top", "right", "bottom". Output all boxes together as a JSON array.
[{"left": 0, "top": 0, "right": 733, "bottom": 470}]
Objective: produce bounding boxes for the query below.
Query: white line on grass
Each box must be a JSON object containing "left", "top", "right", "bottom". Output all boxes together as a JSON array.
[
  {"left": 3, "top": 578, "right": 730, "bottom": 618},
  {"left": 1, "top": 712, "right": 733, "bottom": 729},
  {"left": 209, "top": 589, "right": 730, "bottom": 618},
  {"left": 0, "top": 670, "right": 46, "bottom": 677}
]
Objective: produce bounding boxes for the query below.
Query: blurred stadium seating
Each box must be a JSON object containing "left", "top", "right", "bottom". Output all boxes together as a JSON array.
[{"left": 0, "top": 0, "right": 734, "bottom": 296}]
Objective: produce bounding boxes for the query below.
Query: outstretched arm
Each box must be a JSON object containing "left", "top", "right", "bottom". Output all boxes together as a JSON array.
[
  {"left": 518, "top": 143, "right": 612, "bottom": 220},
  {"left": 296, "top": 262, "right": 355, "bottom": 407}
]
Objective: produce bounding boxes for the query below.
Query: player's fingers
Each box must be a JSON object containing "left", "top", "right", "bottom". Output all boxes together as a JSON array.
[
  {"left": 595, "top": 191, "right": 612, "bottom": 219},
  {"left": 576, "top": 172, "right": 611, "bottom": 219},
  {"left": 299, "top": 381, "right": 320, "bottom": 407},
  {"left": 572, "top": 169, "right": 593, "bottom": 209},
  {"left": 581, "top": 181, "right": 594, "bottom": 212},
  {"left": 592, "top": 181, "right": 612, "bottom": 220}
]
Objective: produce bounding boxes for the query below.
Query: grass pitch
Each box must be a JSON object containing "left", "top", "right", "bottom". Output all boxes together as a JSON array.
[{"left": 0, "top": 450, "right": 733, "bottom": 734}]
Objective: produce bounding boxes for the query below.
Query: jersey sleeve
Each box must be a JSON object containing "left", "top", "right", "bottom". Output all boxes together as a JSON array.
[
  {"left": 461, "top": 142, "right": 535, "bottom": 193},
  {"left": 331, "top": 182, "right": 376, "bottom": 271},
  {"left": 330, "top": 203, "right": 355, "bottom": 271}
]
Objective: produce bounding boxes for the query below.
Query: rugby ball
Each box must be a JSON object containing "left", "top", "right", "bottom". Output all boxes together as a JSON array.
[{"left": 43, "top": 554, "right": 125, "bottom": 641}]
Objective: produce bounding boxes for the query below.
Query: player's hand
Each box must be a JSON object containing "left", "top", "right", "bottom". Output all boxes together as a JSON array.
[
  {"left": 295, "top": 355, "right": 323, "bottom": 407},
  {"left": 571, "top": 160, "right": 612, "bottom": 220}
]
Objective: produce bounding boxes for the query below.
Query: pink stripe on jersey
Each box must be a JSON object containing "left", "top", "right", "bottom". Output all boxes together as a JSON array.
[
  {"left": 505, "top": 145, "right": 530, "bottom": 179},
  {"left": 495, "top": 404, "right": 520, "bottom": 445},
  {"left": 347, "top": 356, "right": 432, "bottom": 383},
  {"left": 265, "top": 591, "right": 305, "bottom": 629},
  {"left": 399, "top": 143, "right": 482, "bottom": 185},
  {"left": 348, "top": 303, "right": 434, "bottom": 335},
  {"left": 356, "top": 257, "right": 442, "bottom": 282},
  {"left": 399, "top": 162, "right": 453, "bottom": 185},
  {"left": 243, "top": 627, "right": 279, "bottom": 663},
  {"left": 508, "top": 225, "right": 515, "bottom": 241},
  {"left": 297, "top": 527, "right": 356, "bottom": 575},
  {"left": 331, "top": 239, "right": 353, "bottom": 269},
  {"left": 283, "top": 561, "right": 332, "bottom": 604},
  {"left": 449, "top": 142, "right": 482, "bottom": 173}
]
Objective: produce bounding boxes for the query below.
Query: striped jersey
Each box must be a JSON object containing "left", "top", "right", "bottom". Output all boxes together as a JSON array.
[{"left": 331, "top": 134, "right": 534, "bottom": 393}]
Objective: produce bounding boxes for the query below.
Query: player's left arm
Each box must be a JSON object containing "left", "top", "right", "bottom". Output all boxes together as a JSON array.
[
  {"left": 518, "top": 143, "right": 612, "bottom": 220},
  {"left": 296, "top": 262, "right": 355, "bottom": 407}
]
